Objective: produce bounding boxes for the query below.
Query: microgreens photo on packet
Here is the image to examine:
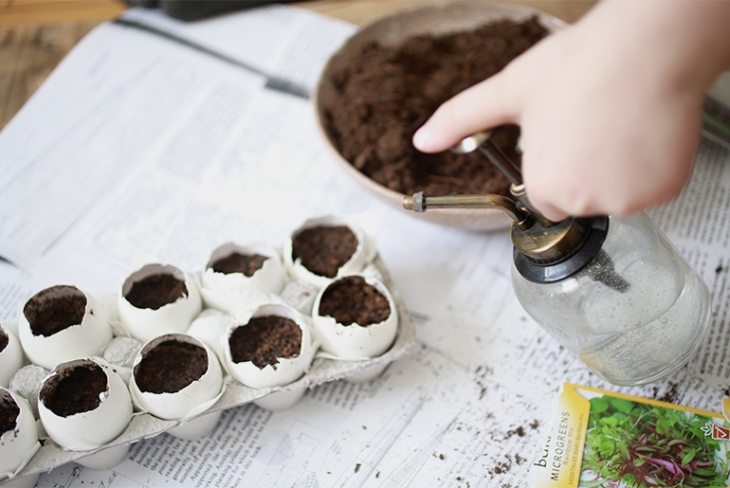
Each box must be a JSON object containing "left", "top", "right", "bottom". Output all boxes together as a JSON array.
[{"left": 530, "top": 383, "right": 730, "bottom": 488}]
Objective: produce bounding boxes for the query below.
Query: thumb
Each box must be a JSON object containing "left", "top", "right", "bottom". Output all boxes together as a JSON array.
[{"left": 412, "top": 70, "right": 520, "bottom": 153}]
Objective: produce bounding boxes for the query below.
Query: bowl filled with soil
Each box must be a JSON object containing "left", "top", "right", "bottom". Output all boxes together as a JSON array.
[{"left": 314, "top": 2, "right": 563, "bottom": 231}]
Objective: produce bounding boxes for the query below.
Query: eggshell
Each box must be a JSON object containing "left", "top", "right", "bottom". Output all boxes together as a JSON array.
[
  {"left": 0, "top": 388, "right": 40, "bottom": 480},
  {"left": 312, "top": 274, "right": 398, "bottom": 359},
  {"left": 118, "top": 264, "right": 203, "bottom": 343},
  {"left": 102, "top": 337, "right": 143, "bottom": 384},
  {"left": 38, "top": 358, "right": 132, "bottom": 451},
  {"left": 199, "top": 243, "right": 286, "bottom": 314},
  {"left": 0, "top": 324, "right": 23, "bottom": 388},
  {"left": 279, "top": 280, "right": 320, "bottom": 315},
  {"left": 186, "top": 309, "right": 235, "bottom": 363},
  {"left": 18, "top": 286, "right": 113, "bottom": 371},
  {"left": 283, "top": 216, "right": 376, "bottom": 288},
  {"left": 8, "top": 365, "right": 49, "bottom": 420},
  {"left": 223, "top": 303, "right": 318, "bottom": 389},
  {"left": 129, "top": 334, "right": 223, "bottom": 420}
]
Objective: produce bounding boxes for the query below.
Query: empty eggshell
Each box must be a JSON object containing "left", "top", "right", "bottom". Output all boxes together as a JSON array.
[
  {"left": 17, "top": 286, "right": 113, "bottom": 371},
  {"left": 223, "top": 303, "right": 318, "bottom": 389},
  {"left": 186, "top": 309, "right": 235, "bottom": 363},
  {"left": 129, "top": 334, "right": 223, "bottom": 420},
  {"left": 38, "top": 358, "right": 132, "bottom": 451},
  {"left": 312, "top": 274, "right": 398, "bottom": 359},
  {"left": 0, "top": 324, "right": 23, "bottom": 388},
  {"left": 118, "top": 264, "right": 203, "bottom": 343},
  {"left": 283, "top": 216, "right": 376, "bottom": 288},
  {"left": 199, "top": 243, "right": 286, "bottom": 314},
  {"left": 0, "top": 388, "right": 40, "bottom": 480}
]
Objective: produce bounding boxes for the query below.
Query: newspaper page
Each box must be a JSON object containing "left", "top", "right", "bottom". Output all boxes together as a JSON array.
[{"left": 2, "top": 5, "right": 730, "bottom": 488}]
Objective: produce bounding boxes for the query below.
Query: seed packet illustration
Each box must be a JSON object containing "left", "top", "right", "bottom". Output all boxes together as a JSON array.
[{"left": 529, "top": 383, "right": 730, "bottom": 488}]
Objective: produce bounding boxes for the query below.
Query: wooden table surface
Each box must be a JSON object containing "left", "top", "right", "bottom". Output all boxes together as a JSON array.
[{"left": 0, "top": 0, "right": 597, "bottom": 130}]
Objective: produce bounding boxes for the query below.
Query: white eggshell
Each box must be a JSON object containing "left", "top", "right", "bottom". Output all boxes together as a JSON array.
[
  {"left": 279, "top": 280, "right": 320, "bottom": 315},
  {"left": 283, "top": 216, "right": 376, "bottom": 288},
  {"left": 38, "top": 358, "right": 132, "bottom": 451},
  {"left": 0, "top": 325, "right": 23, "bottom": 388},
  {"left": 200, "top": 243, "right": 286, "bottom": 314},
  {"left": 0, "top": 388, "right": 40, "bottom": 478},
  {"left": 118, "top": 264, "right": 203, "bottom": 343},
  {"left": 8, "top": 365, "right": 49, "bottom": 420},
  {"left": 102, "top": 337, "right": 143, "bottom": 385},
  {"left": 129, "top": 334, "right": 223, "bottom": 420},
  {"left": 312, "top": 274, "right": 398, "bottom": 359},
  {"left": 223, "top": 303, "right": 317, "bottom": 389},
  {"left": 186, "top": 309, "right": 235, "bottom": 363},
  {"left": 18, "top": 286, "right": 113, "bottom": 371}
]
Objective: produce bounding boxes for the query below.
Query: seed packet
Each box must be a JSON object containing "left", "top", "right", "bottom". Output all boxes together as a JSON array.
[{"left": 529, "top": 383, "right": 730, "bottom": 488}]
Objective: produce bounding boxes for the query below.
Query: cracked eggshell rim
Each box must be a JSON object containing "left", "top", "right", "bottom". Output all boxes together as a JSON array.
[
  {"left": 312, "top": 274, "right": 398, "bottom": 359},
  {"left": 223, "top": 303, "right": 318, "bottom": 389},
  {"left": 0, "top": 388, "right": 40, "bottom": 479},
  {"left": 18, "top": 288, "right": 113, "bottom": 371},
  {"left": 38, "top": 358, "right": 133, "bottom": 452},
  {"left": 200, "top": 242, "right": 286, "bottom": 308},
  {"left": 118, "top": 264, "right": 203, "bottom": 343},
  {"left": 0, "top": 324, "right": 23, "bottom": 388},
  {"left": 129, "top": 333, "right": 224, "bottom": 421},
  {"left": 283, "top": 216, "right": 376, "bottom": 288}
]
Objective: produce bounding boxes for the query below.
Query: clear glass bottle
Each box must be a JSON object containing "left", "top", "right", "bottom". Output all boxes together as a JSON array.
[
  {"left": 403, "top": 132, "right": 713, "bottom": 387},
  {"left": 511, "top": 212, "right": 711, "bottom": 386}
]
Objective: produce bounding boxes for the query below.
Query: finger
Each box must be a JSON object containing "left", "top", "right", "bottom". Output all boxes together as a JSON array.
[{"left": 412, "top": 71, "right": 520, "bottom": 153}]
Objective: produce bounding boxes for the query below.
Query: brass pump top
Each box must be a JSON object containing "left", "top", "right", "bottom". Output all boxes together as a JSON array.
[{"left": 403, "top": 132, "right": 603, "bottom": 273}]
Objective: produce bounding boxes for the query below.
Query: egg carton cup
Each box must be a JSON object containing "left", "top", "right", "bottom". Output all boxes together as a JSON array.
[{"left": 7, "top": 255, "right": 415, "bottom": 481}]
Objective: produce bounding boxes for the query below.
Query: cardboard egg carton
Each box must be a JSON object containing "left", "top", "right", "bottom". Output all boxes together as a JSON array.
[{"left": 7, "top": 254, "right": 416, "bottom": 481}]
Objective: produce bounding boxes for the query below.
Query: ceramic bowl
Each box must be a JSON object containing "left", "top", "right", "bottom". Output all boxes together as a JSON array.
[{"left": 313, "top": 2, "right": 563, "bottom": 231}]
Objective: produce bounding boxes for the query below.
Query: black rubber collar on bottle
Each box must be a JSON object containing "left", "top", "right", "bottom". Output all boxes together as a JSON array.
[{"left": 513, "top": 216, "right": 609, "bottom": 284}]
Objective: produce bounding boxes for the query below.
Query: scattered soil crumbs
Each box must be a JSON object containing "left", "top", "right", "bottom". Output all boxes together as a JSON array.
[
  {"left": 354, "top": 463, "right": 361, "bottom": 473},
  {"left": 529, "top": 419, "right": 540, "bottom": 430},
  {"left": 134, "top": 340, "right": 207, "bottom": 394},
  {"left": 656, "top": 381, "right": 680, "bottom": 404},
  {"left": 40, "top": 363, "right": 107, "bottom": 417},
  {"left": 210, "top": 252, "right": 267, "bottom": 276},
  {"left": 292, "top": 226, "right": 358, "bottom": 278},
  {"left": 505, "top": 426, "right": 525, "bottom": 438},
  {"left": 0, "top": 390, "right": 19, "bottom": 435},
  {"left": 23, "top": 285, "right": 86, "bottom": 337},
  {"left": 229, "top": 315, "right": 302, "bottom": 369},
  {"left": 324, "top": 18, "right": 548, "bottom": 197},
  {"left": 125, "top": 273, "right": 187, "bottom": 310},
  {"left": 318, "top": 276, "right": 390, "bottom": 326},
  {"left": 0, "top": 326, "right": 7, "bottom": 353}
]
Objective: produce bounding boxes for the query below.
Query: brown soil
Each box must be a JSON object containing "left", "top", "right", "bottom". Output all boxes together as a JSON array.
[
  {"left": 210, "top": 252, "right": 268, "bottom": 276},
  {"left": 0, "top": 326, "right": 7, "bottom": 353},
  {"left": 0, "top": 390, "right": 19, "bottom": 435},
  {"left": 40, "top": 362, "right": 108, "bottom": 417},
  {"left": 134, "top": 339, "right": 208, "bottom": 394},
  {"left": 229, "top": 315, "right": 302, "bottom": 369},
  {"left": 324, "top": 18, "right": 548, "bottom": 196},
  {"left": 23, "top": 285, "right": 86, "bottom": 337},
  {"left": 292, "top": 226, "right": 358, "bottom": 278},
  {"left": 125, "top": 273, "right": 188, "bottom": 310},
  {"left": 318, "top": 276, "right": 391, "bottom": 326}
]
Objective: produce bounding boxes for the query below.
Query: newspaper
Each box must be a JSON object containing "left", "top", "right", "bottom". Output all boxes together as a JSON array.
[{"left": 1, "top": 4, "right": 730, "bottom": 487}]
